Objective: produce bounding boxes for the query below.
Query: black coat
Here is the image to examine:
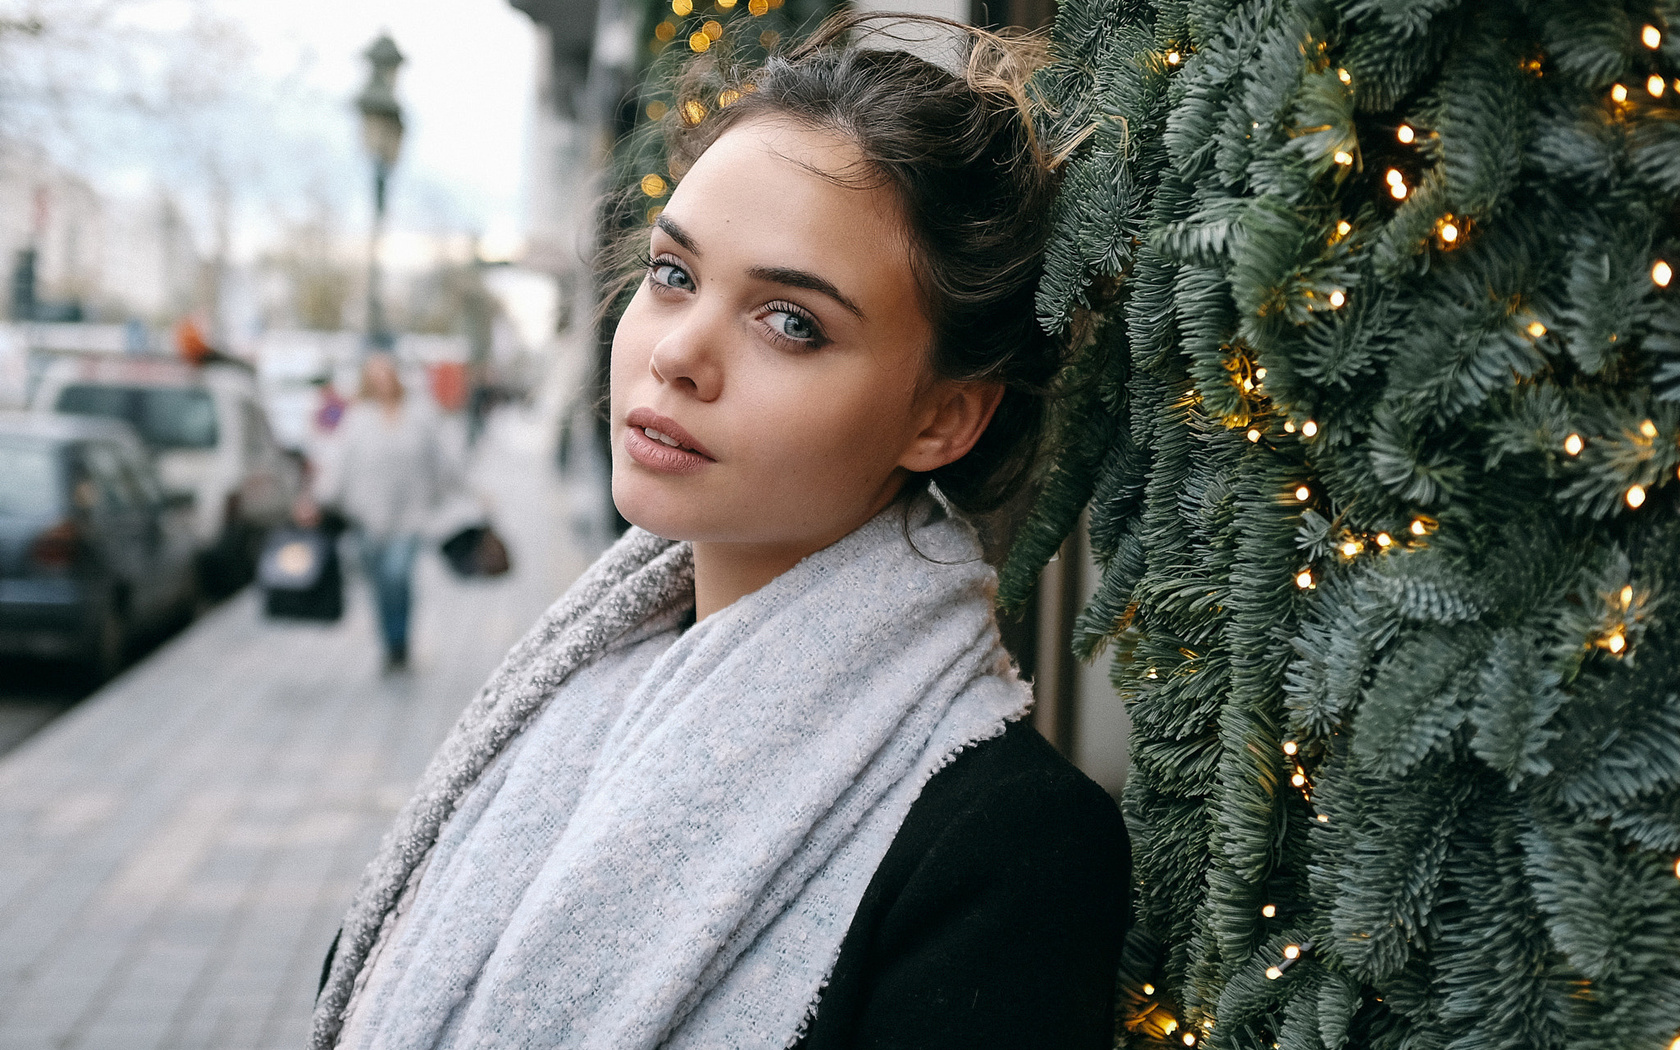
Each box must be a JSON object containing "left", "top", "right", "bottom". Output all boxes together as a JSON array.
[
  {"left": 319, "top": 721, "right": 1130, "bottom": 1047},
  {"left": 795, "top": 718, "right": 1131, "bottom": 1050}
]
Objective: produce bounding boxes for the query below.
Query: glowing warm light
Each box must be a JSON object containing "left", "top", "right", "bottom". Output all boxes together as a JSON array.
[
  {"left": 1651, "top": 75, "right": 1667, "bottom": 97},
  {"left": 1659, "top": 260, "right": 1677, "bottom": 288},
  {"left": 1283, "top": 740, "right": 1299, "bottom": 755},
  {"left": 748, "top": 0, "right": 770, "bottom": 14},
  {"left": 1247, "top": 428, "right": 1263, "bottom": 442},
  {"left": 645, "top": 205, "right": 664, "bottom": 225},
  {"left": 718, "top": 0, "right": 737, "bottom": 8},
  {"left": 1337, "top": 67, "right": 1351, "bottom": 84},
  {"left": 1329, "top": 290, "right": 1347, "bottom": 308},
  {"left": 1385, "top": 169, "right": 1405, "bottom": 186},
  {"left": 1302, "top": 420, "right": 1320, "bottom": 437},
  {"left": 1342, "top": 540, "right": 1361, "bottom": 557},
  {"left": 640, "top": 174, "right": 668, "bottom": 197},
  {"left": 1295, "top": 569, "right": 1315, "bottom": 589},
  {"left": 1641, "top": 419, "right": 1660, "bottom": 438},
  {"left": 1317, "top": 813, "right": 1330, "bottom": 822},
  {"left": 1262, "top": 903, "right": 1277, "bottom": 917},
  {"left": 1284, "top": 421, "right": 1297, "bottom": 433},
  {"left": 1410, "top": 518, "right": 1428, "bottom": 536},
  {"left": 1183, "top": 1034, "right": 1197, "bottom": 1047},
  {"left": 1390, "top": 181, "right": 1409, "bottom": 200},
  {"left": 1295, "top": 485, "right": 1312, "bottom": 502},
  {"left": 646, "top": 100, "right": 669, "bottom": 120},
  {"left": 1167, "top": 50, "right": 1183, "bottom": 64},
  {"left": 654, "top": 21, "right": 677, "bottom": 40},
  {"left": 1627, "top": 484, "right": 1648, "bottom": 509},
  {"left": 1397, "top": 124, "right": 1415, "bottom": 144},
  {"left": 681, "top": 99, "right": 707, "bottom": 125},
  {"left": 718, "top": 88, "right": 741, "bottom": 107},
  {"left": 1527, "top": 321, "right": 1547, "bottom": 337},
  {"left": 1376, "top": 532, "right": 1392, "bottom": 547},
  {"left": 1143, "top": 983, "right": 1156, "bottom": 995},
  {"left": 1612, "top": 83, "right": 1629, "bottom": 102},
  {"left": 672, "top": 0, "right": 692, "bottom": 14},
  {"left": 702, "top": 19, "right": 723, "bottom": 39},
  {"left": 1284, "top": 944, "right": 1301, "bottom": 959},
  {"left": 689, "top": 30, "right": 711, "bottom": 51},
  {"left": 1440, "top": 221, "right": 1459, "bottom": 243},
  {"left": 1564, "top": 433, "right": 1584, "bottom": 455},
  {"left": 1266, "top": 966, "right": 1283, "bottom": 980},
  {"left": 1256, "top": 367, "right": 1267, "bottom": 379},
  {"left": 1607, "top": 631, "right": 1627, "bottom": 654},
  {"left": 1242, "top": 378, "right": 1256, "bottom": 392},
  {"left": 1291, "top": 772, "right": 1307, "bottom": 787},
  {"left": 760, "top": 29, "right": 780, "bottom": 48},
  {"left": 1333, "top": 150, "right": 1354, "bottom": 166},
  {"left": 1674, "top": 858, "right": 1680, "bottom": 879},
  {"left": 1621, "top": 584, "right": 1635, "bottom": 607},
  {"left": 1336, "top": 220, "right": 1351, "bottom": 236},
  {"left": 1645, "top": 24, "right": 1663, "bottom": 48}
]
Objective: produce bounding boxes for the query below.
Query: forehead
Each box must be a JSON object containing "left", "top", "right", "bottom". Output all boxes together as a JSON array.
[{"left": 662, "top": 118, "right": 915, "bottom": 279}]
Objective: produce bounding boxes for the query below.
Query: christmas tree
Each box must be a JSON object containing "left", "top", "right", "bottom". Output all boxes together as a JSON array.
[{"left": 1004, "top": 0, "right": 1680, "bottom": 1047}]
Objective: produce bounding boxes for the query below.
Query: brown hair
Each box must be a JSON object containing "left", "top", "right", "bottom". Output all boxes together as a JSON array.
[{"left": 612, "top": 13, "right": 1066, "bottom": 516}]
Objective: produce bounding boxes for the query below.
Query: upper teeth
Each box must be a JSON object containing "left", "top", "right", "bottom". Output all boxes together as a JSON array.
[{"left": 645, "top": 427, "right": 683, "bottom": 448}]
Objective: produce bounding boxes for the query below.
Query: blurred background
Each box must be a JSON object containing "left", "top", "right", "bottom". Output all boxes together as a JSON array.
[{"left": 0, "top": 1, "right": 1130, "bottom": 1048}]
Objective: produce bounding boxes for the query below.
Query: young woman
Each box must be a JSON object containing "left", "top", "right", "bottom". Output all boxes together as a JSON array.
[{"left": 311, "top": 16, "right": 1129, "bottom": 1050}]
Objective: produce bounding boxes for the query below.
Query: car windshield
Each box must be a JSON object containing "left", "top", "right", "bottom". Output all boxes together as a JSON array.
[
  {"left": 56, "top": 383, "right": 218, "bottom": 450},
  {"left": 0, "top": 438, "right": 62, "bottom": 516}
]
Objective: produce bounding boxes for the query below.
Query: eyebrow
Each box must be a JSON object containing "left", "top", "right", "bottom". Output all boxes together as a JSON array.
[
  {"left": 746, "top": 265, "right": 865, "bottom": 320},
  {"left": 655, "top": 214, "right": 864, "bottom": 320}
]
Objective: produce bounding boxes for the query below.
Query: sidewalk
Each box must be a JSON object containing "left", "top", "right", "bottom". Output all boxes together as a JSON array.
[{"left": 0, "top": 409, "right": 610, "bottom": 1050}]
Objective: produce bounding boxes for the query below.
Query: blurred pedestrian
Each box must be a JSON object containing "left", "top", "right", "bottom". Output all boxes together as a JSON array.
[{"left": 295, "top": 352, "right": 459, "bottom": 671}]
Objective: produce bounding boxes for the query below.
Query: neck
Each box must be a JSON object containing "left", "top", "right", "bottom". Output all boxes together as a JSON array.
[{"left": 690, "top": 541, "right": 813, "bottom": 621}]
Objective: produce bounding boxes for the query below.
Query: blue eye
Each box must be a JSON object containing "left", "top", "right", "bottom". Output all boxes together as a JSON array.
[
  {"left": 649, "top": 259, "right": 693, "bottom": 291},
  {"left": 769, "top": 310, "right": 814, "bottom": 341}
]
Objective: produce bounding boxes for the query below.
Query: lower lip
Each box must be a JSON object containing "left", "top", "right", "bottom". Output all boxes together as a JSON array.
[{"left": 623, "top": 425, "right": 714, "bottom": 475}]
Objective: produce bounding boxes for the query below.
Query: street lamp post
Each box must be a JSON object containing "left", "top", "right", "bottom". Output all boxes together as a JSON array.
[{"left": 355, "top": 33, "right": 405, "bottom": 350}]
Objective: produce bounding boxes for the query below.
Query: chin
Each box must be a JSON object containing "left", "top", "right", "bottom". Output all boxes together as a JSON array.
[{"left": 611, "top": 470, "right": 700, "bottom": 541}]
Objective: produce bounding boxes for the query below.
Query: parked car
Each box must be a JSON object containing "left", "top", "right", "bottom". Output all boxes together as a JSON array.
[
  {"left": 0, "top": 412, "right": 199, "bottom": 681},
  {"left": 32, "top": 355, "right": 301, "bottom": 593}
]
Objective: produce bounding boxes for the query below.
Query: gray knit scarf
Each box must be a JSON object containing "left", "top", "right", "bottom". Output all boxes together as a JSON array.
[{"left": 309, "top": 492, "right": 1032, "bottom": 1050}]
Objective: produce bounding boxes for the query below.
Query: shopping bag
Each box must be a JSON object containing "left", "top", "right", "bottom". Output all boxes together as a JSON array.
[
  {"left": 259, "top": 526, "right": 345, "bottom": 622},
  {"left": 439, "top": 524, "right": 512, "bottom": 578}
]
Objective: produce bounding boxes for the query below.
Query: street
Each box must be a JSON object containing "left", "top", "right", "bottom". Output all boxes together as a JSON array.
[{"left": 0, "top": 408, "right": 609, "bottom": 1050}]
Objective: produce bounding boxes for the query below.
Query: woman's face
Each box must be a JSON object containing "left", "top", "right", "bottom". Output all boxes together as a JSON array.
[{"left": 610, "top": 118, "right": 984, "bottom": 557}]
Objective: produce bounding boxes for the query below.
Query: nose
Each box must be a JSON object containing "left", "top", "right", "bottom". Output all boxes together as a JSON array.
[{"left": 648, "top": 304, "right": 725, "bottom": 402}]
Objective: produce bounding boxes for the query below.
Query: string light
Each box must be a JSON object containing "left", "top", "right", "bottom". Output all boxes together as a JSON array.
[
  {"left": 672, "top": 0, "right": 692, "bottom": 14},
  {"left": 640, "top": 174, "right": 668, "bottom": 197},
  {"left": 654, "top": 21, "right": 677, "bottom": 41},
  {"left": 1341, "top": 539, "right": 1361, "bottom": 556},
  {"left": 1376, "top": 532, "right": 1393, "bottom": 547},
  {"left": 1296, "top": 568, "right": 1315, "bottom": 589},
  {"left": 1650, "top": 75, "right": 1667, "bottom": 98},
  {"left": 1317, "top": 813, "right": 1330, "bottom": 822},
  {"left": 1301, "top": 420, "right": 1319, "bottom": 437},
  {"left": 1527, "top": 321, "right": 1547, "bottom": 337},
  {"left": 645, "top": 205, "right": 664, "bottom": 225},
  {"left": 1295, "top": 485, "right": 1312, "bottom": 501},
  {"left": 1291, "top": 771, "right": 1307, "bottom": 787},
  {"left": 1644, "top": 24, "right": 1663, "bottom": 48},
  {"left": 1183, "top": 1034, "right": 1198, "bottom": 1047},
  {"left": 1266, "top": 966, "right": 1283, "bottom": 980},
  {"left": 681, "top": 99, "right": 708, "bottom": 125},
  {"left": 702, "top": 19, "right": 723, "bottom": 39},
  {"left": 1329, "top": 290, "right": 1347, "bottom": 308},
  {"left": 1627, "top": 484, "right": 1647, "bottom": 508},
  {"left": 1670, "top": 1033, "right": 1680, "bottom": 1050},
  {"left": 1247, "top": 428, "right": 1263, "bottom": 442},
  {"left": 1439, "top": 219, "right": 1459, "bottom": 243},
  {"left": 1621, "top": 584, "right": 1634, "bottom": 607},
  {"left": 1143, "top": 983, "right": 1156, "bottom": 995},
  {"left": 1262, "top": 903, "right": 1278, "bottom": 917},
  {"left": 1243, "top": 377, "right": 1256, "bottom": 392},
  {"left": 1612, "top": 83, "right": 1629, "bottom": 103},
  {"left": 1641, "top": 419, "right": 1660, "bottom": 438},
  {"left": 1333, "top": 150, "right": 1354, "bottom": 166},
  {"left": 1337, "top": 67, "right": 1351, "bottom": 84},
  {"left": 1564, "top": 433, "right": 1584, "bottom": 455},
  {"left": 718, "top": 87, "right": 741, "bottom": 107},
  {"left": 748, "top": 0, "right": 770, "bottom": 14},
  {"left": 1674, "top": 858, "right": 1680, "bottom": 878},
  {"left": 1166, "top": 49, "right": 1183, "bottom": 65},
  {"left": 646, "top": 100, "right": 669, "bottom": 120},
  {"left": 1336, "top": 220, "right": 1352, "bottom": 236},
  {"left": 1396, "top": 124, "right": 1415, "bottom": 144},
  {"left": 1386, "top": 169, "right": 1408, "bottom": 199},
  {"left": 1283, "top": 740, "right": 1299, "bottom": 755},
  {"left": 1606, "top": 630, "right": 1628, "bottom": 654},
  {"left": 1284, "top": 421, "right": 1297, "bottom": 433},
  {"left": 689, "top": 30, "right": 712, "bottom": 52},
  {"left": 1410, "top": 518, "right": 1428, "bottom": 536},
  {"left": 1283, "top": 944, "right": 1301, "bottom": 959},
  {"left": 1657, "top": 260, "right": 1675, "bottom": 287},
  {"left": 718, "top": 0, "right": 737, "bottom": 8}
]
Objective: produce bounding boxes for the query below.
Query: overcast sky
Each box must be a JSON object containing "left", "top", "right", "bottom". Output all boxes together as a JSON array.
[{"left": 15, "top": 0, "right": 542, "bottom": 265}]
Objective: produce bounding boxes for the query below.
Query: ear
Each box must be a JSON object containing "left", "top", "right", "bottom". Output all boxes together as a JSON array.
[{"left": 898, "top": 379, "right": 1006, "bottom": 474}]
